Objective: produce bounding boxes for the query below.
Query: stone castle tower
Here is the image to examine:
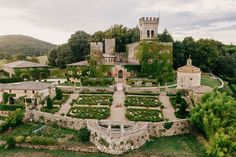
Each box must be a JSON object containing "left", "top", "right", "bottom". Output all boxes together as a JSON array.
[{"left": 139, "top": 17, "right": 159, "bottom": 40}]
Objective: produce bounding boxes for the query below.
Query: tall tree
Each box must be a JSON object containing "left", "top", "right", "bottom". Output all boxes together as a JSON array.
[
  {"left": 158, "top": 28, "right": 174, "bottom": 42},
  {"left": 68, "top": 31, "right": 91, "bottom": 61}
]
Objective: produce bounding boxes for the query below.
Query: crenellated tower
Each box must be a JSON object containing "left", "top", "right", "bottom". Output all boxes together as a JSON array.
[{"left": 139, "top": 17, "right": 159, "bottom": 40}]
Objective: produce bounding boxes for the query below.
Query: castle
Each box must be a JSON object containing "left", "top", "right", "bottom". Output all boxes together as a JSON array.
[{"left": 88, "top": 17, "right": 169, "bottom": 65}]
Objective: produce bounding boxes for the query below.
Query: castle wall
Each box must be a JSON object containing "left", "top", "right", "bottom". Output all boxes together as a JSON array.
[
  {"left": 127, "top": 42, "right": 139, "bottom": 63},
  {"left": 90, "top": 42, "right": 103, "bottom": 54},
  {"left": 105, "top": 39, "right": 115, "bottom": 55}
]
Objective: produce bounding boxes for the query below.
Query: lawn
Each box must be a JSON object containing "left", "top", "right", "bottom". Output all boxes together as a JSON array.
[
  {"left": 0, "top": 134, "right": 205, "bottom": 157},
  {"left": 126, "top": 108, "right": 163, "bottom": 122},
  {"left": 68, "top": 107, "right": 110, "bottom": 119},
  {"left": 77, "top": 94, "right": 113, "bottom": 106},
  {"left": 201, "top": 73, "right": 221, "bottom": 88},
  {"left": 125, "top": 96, "right": 161, "bottom": 107}
]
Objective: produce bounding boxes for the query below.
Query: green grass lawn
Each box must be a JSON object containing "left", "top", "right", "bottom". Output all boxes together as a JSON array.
[
  {"left": 201, "top": 73, "right": 221, "bottom": 88},
  {"left": 0, "top": 134, "right": 205, "bottom": 157}
]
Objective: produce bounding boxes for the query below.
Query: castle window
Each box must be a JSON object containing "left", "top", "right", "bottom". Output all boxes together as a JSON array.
[
  {"left": 24, "top": 90, "right": 27, "bottom": 94},
  {"left": 32, "top": 90, "right": 35, "bottom": 94},
  {"left": 190, "top": 78, "right": 193, "bottom": 80},
  {"left": 147, "top": 30, "right": 150, "bottom": 38},
  {"left": 9, "top": 90, "right": 12, "bottom": 93},
  {"left": 151, "top": 30, "right": 154, "bottom": 38}
]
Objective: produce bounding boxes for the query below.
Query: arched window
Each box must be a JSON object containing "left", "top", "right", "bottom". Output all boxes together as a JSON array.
[
  {"left": 147, "top": 30, "right": 150, "bottom": 38},
  {"left": 151, "top": 30, "right": 155, "bottom": 38}
]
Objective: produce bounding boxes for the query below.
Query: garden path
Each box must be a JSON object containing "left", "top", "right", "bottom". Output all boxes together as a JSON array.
[
  {"left": 108, "top": 84, "right": 127, "bottom": 122},
  {"left": 56, "top": 94, "right": 79, "bottom": 115},
  {"left": 159, "top": 95, "right": 177, "bottom": 120}
]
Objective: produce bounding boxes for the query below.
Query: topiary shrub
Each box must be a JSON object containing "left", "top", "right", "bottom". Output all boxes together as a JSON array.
[
  {"left": 46, "top": 97, "right": 53, "bottom": 109},
  {"left": 25, "top": 136, "right": 32, "bottom": 143},
  {"left": 55, "top": 88, "right": 63, "bottom": 100},
  {"left": 78, "top": 128, "right": 90, "bottom": 143},
  {"left": 15, "top": 135, "right": 25, "bottom": 143}
]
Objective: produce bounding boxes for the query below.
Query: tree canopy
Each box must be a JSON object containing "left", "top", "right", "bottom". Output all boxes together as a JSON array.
[
  {"left": 158, "top": 29, "right": 174, "bottom": 42},
  {"left": 190, "top": 92, "right": 236, "bottom": 157}
]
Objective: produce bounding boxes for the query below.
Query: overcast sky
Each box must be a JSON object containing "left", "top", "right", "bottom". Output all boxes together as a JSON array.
[{"left": 0, "top": 0, "right": 236, "bottom": 45}]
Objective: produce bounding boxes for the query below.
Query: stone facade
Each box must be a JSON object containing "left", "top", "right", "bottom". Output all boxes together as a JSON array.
[
  {"left": 90, "top": 42, "right": 103, "bottom": 53},
  {"left": 25, "top": 110, "right": 87, "bottom": 130},
  {"left": 25, "top": 110, "right": 190, "bottom": 155},
  {"left": 139, "top": 17, "right": 159, "bottom": 40},
  {"left": 127, "top": 42, "right": 140, "bottom": 64},
  {"left": 105, "top": 39, "right": 116, "bottom": 55}
]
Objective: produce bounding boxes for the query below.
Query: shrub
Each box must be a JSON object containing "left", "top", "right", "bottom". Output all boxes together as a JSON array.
[
  {"left": 176, "top": 92, "right": 182, "bottom": 104},
  {"left": 7, "top": 137, "right": 15, "bottom": 148},
  {"left": 15, "top": 135, "right": 25, "bottom": 143},
  {"left": 0, "top": 104, "right": 23, "bottom": 111},
  {"left": 0, "top": 77, "right": 23, "bottom": 83},
  {"left": 78, "top": 128, "right": 90, "bottom": 143},
  {"left": 55, "top": 88, "right": 63, "bottom": 100},
  {"left": 6, "top": 109, "right": 24, "bottom": 127},
  {"left": 31, "top": 136, "right": 56, "bottom": 145},
  {"left": 25, "top": 136, "right": 32, "bottom": 143},
  {"left": 163, "top": 121, "right": 174, "bottom": 129},
  {"left": 46, "top": 97, "right": 53, "bottom": 109}
]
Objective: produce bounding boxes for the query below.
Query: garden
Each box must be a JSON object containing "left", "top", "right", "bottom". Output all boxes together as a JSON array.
[
  {"left": 68, "top": 107, "right": 110, "bottom": 119},
  {"left": 126, "top": 108, "right": 163, "bottom": 122},
  {"left": 41, "top": 88, "right": 68, "bottom": 114},
  {"left": 81, "top": 77, "right": 114, "bottom": 86},
  {"left": 124, "top": 96, "right": 161, "bottom": 107},
  {"left": 0, "top": 122, "right": 92, "bottom": 148},
  {"left": 77, "top": 94, "right": 113, "bottom": 106},
  {"left": 169, "top": 91, "right": 189, "bottom": 119}
]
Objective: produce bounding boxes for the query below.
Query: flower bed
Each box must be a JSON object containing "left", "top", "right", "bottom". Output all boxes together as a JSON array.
[
  {"left": 126, "top": 108, "right": 163, "bottom": 122},
  {"left": 68, "top": 107, "right": 110, "bottom": 119},
  {"left": 77, "top": 94, "right": 112, "bottom": 106},
  {"left": 124, "top": 96, "right": 161, "bottom": 107}
]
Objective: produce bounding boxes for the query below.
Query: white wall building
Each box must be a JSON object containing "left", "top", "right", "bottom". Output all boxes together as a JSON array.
[{"left": 177, "top": 57, "right": 201, "bottom": 89}]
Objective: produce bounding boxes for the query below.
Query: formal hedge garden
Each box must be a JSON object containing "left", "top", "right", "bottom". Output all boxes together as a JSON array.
[
  {"left": 0, "top": 104, "right": 23, "bottom": 111},
  {"left": 41, "top": 106, "right": 60, "bottom": 114},
  {"left": 81, "top": 77, "right": 114, "bottom": 86},
  {"left": 52, "top": 94, "right": 69, "bottom": 106},
  {"left": 68, "top": 107, "right": 110, "bottom": 119},
  {"left": 169, "top": 91, "right": 189, "bottom": 119},
  {"left": 124, "top": 96, "right": 161, "bottom": 107},
  {"left": 77, "top": 94, "right": 113, "bottom": 106},
  {"left": 0, "top": 77, "right": 23, "bottom": 83},
  {"left": 126, "top": 108, "right": 163, "bottom": 122}
]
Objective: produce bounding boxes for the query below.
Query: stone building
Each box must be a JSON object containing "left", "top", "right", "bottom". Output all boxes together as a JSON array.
[
  {"left": 90, "top": 42, "right": 103, "bottom": 53},
  {"left": 139, "top": 17, "right": 159, "bottom": 40},
  {"left": 0, "top": 81, "right": 56, "bottom": 104},
  {"left": 105, "top": 39, "right": 115, "bottom": 55},
  {"left": 177, "top": 57, "right": 201, "bottom": 89},
  {"left": 1, "top": 60, "right": 49, "bottom": 77}
]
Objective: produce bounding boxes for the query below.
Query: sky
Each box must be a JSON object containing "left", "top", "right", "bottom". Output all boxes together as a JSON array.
[{"left": 0, "top": 0, "right": 236, "bottom": 45}]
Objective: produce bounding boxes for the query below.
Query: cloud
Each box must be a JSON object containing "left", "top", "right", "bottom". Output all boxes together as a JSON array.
[{"left": 0, "top": 0, "right": 235, "bottom": 44}]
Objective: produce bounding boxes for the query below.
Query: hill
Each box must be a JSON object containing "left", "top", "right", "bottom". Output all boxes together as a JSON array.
[{"left": 0, "top": 35, "right": 57, "bottom": 56}]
